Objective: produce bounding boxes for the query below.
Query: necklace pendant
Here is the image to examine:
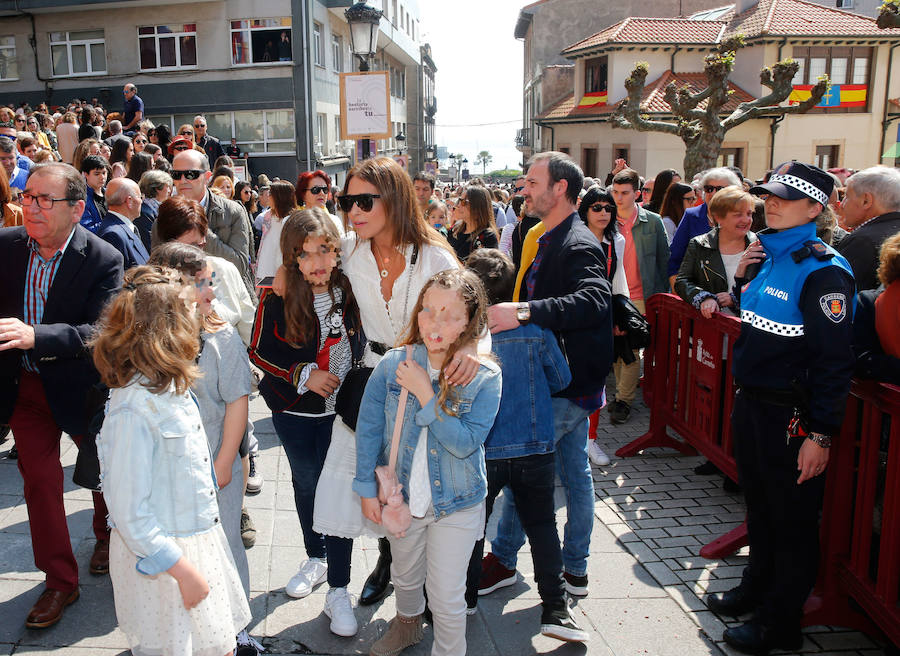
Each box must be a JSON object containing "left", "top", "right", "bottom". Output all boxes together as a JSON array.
[{"left": 380, "top": 269, "right": 389, "bottom": 278}]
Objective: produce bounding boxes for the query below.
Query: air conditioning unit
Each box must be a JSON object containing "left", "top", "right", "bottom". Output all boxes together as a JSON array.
[{"left": 836, "top": 0, "right": 853, "bottom": 8}]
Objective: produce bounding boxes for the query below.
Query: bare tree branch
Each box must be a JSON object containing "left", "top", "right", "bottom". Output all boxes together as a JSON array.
[
  {"left": 612, "top": 62, "right": 682, "bottom": 136},
  {"left": 723, "top": 77, "right": 828, "bottom": 130}
]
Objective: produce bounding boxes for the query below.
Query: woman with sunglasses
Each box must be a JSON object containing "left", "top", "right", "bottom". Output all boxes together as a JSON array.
[
  {"left": 303, "top": 157, "right": 478, "bottom": 619},
  {"left": 132, "top": 132, "right": 149, "bottom": 155},
  {"left": 296, "top": 169, "right": 344, "bottom": 236},
  {"left": 447, "top": 185, "right": 499, "bottom": 261}
]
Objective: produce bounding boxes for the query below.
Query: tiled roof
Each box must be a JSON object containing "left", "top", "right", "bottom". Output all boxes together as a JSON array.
[
  {"left": 722, "top": 0, "right": 900, "bottom": 38},
  {"left": 562, "top": 0, "right": 899, "bottom": 58},
  {"left": 538, "top": 71, "right": 756, "bottom": 121},
  {"left": 562, "top": 18, "right": 727, "bottom": 55}
]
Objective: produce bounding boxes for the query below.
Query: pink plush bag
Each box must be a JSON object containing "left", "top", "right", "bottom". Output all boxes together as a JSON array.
[{"left": 375, "top": 345, "right": 413, "bottom": 538}]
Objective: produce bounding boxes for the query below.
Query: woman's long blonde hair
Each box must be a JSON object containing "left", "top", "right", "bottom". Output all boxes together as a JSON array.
[{"left": 92, "top": 266, "right": 200, "bottom": 395}]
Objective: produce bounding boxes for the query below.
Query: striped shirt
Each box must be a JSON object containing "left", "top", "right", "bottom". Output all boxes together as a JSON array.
[{"left": 22, "top": 230, "right": 76, "bottom": 372}]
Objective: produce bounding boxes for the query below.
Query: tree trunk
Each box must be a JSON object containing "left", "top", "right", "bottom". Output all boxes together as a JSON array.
[{"left": 683, "top": 129, "right": 726, "bottom": 179}]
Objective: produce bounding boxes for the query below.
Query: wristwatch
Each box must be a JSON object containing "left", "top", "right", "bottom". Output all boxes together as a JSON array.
[
  {"left": 516, "top": 302, "right": 531, "bottom": 325},
  {"left": 808, "top": 432, "right": 832, "bottom": 449}
]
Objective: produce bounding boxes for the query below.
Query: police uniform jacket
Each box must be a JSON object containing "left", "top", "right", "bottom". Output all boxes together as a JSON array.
[{"left": 733, "top": 222, "right": 855, "bottom": 436}]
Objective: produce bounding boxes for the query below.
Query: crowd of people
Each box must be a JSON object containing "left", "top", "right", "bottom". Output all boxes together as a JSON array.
[{"left": 1, "top": 87, "right": 900, "bottom": 656}]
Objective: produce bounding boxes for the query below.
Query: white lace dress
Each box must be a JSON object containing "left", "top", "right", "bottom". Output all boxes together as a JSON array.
[{"left": 313, "top": 234, "right": 458, "bottom": 538}]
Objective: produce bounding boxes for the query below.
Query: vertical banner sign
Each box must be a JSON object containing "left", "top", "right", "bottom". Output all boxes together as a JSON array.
[{"left": 340, "top": 71, "right": 392, "bottom": 141}]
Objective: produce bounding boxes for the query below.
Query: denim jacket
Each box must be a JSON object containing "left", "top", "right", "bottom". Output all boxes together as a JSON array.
[
  {"left": 98, "top": 380, "right": 220, "bottom": 576},
  {"left": 353, "top": 343, "right": 502, "bottom": 519},
  {"left": 485, "top": 324, "right": 571, "bottom": 459}
]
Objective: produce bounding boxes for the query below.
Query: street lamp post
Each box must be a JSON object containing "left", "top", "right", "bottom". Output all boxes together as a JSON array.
[
  {"left": 345, "top": 1, "right": 383, "bottom": 162},
  {"left": 462, "top": 157, "right": 469, "bottom": 182}
]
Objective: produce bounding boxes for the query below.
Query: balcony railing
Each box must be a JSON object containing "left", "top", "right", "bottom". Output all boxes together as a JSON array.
[{"left": 515, "top": 128, "right": 531, "bottom": 148}]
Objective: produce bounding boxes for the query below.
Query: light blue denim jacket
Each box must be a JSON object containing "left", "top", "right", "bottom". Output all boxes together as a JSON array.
[
  {"left": 98, "top": 380, "right": 220, "bottom": 576},
  {"left": 353, "top": 344, "right": 502, "bottom": 519},
  {"left": 485, "top": 324, "right": 571, "bottom": 459}
]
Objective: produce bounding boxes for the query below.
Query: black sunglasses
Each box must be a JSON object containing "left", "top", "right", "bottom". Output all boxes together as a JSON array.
[
  {"left": 589, "top": 203, "right": 615, "bottom": 213},
  {"left": 338, "top": 193, "right": 380, "bottom": 213},
  {"left": 704, "top": 184, "right": 727, "bottom": 194},
  {"left": 308, "top": 185, "right": 328, "bottom": 195},
  {"left": 171, "top": 169, "right": 203, "bottom": 180}
]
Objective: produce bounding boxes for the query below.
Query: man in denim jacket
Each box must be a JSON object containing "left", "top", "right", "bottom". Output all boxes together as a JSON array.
[
  {"left": 486, "top": 151, "right": 614, "bottom": 599},
  {"left": 465, "top": 249, "right": 587, "bottom": 642}
]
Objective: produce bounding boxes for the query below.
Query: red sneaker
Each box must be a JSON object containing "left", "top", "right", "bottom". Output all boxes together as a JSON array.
[{"left": 478, "top": 553, "right": 517, "bottom": 596}]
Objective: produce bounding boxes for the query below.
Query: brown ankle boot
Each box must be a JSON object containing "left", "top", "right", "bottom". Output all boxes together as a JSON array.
[{"left": 369, "top": 613, "right": 424, "bottom": 656}]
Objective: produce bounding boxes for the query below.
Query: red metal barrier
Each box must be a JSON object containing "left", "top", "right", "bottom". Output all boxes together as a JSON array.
[
  {"left": 618, "top": 294, "right": 900, "bottom": 646},
  {"left": 805, "top": 379, "right": 900, "bottom": 644},
  {"left": 615, "top": 294, "right": 747, "bottom": 558}
]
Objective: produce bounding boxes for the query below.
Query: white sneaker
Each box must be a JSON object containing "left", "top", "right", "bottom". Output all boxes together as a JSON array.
[
  {"left": 324, "top": 587, "right": 358, "bottom": 636},
  {"left": 285, "top": 558, "right": 327, "bottom": 598},
  {"left": 588, "top": 440, "right": 611, "bottom": 467}
]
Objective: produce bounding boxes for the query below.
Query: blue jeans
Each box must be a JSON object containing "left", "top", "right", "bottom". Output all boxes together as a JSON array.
[
  {"left": 490, "top": 398, "right": 593, "bottom": 577},
  {"left": 272, "top": 412, "right": 353, "bottom": 587}
]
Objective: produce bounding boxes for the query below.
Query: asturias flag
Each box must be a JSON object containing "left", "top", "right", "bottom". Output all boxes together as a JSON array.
[
  {"left": 789, "top": 84, "right": 867, "bottom": 108},
  {"left": 579, "top": 91, "right": 608, "bottom": 108}
]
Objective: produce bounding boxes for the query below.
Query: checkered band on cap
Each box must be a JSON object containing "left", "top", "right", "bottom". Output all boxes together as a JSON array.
[{"left": 768, "top": 174, "right": 829, "bottom": 206}]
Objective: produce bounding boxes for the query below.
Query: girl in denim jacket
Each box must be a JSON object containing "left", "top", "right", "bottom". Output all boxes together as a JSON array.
[
  {"left": 355, "top": 269, "right": 502, "bottom": 656},
  {"left": 93, "top": 266, "right": 250, "bottom": 656}
]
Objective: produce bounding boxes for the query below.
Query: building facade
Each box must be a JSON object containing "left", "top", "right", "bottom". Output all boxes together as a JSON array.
[
  {"left": 531, "top": 0, "right": 900, "bottom": 181},
  {"left": 0, "top": 0, "right": 434, "bottom": 185}
]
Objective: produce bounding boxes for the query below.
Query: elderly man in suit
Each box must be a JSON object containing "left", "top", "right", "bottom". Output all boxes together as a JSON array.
[
  {"left": 97, "top": 177, "right": 149, "bottom": 269},
  {"left": 0, "top": 162, "right": 123, "bottom": 629}
]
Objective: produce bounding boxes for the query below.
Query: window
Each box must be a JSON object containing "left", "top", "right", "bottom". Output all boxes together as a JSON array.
[
  {"left": 150, "top": 110, "right": 295, "bottom": 155},
  {"left": 50, "top": 30, "right": 106, "bottom": 77},
  {"left": 791, "top": 46, "right": 872, "bottom": 112},
  {"left": 718, "top": 147, "right": 744, "bottom": 170},
  {"left": 331, "top": 33, "right": 343, "bottom": 72},
  {"left": 815, "top": 144, "right": 840, "bottom": 169},
  {"left": 316, "top": 113, "right": 328, "bottom": 153},
  {"left": 313, "top": 22, "right": 324, "bottom": 67},
  {"left": 392, "top": 0, "right": 398, "bottom": 25},
  {"left": 612, "top": 145, "right": 630, "bottom": 169},
  {"left": 0, "top": 36, "right": 17, "bottom": 80},
  {"left": 581, "top": 147, "right": 597, "bottom": 179},
  {"left": 333, "top": 115, "right": 343, "bottom": 153},
  {"left": 139, "top": 24, "right": 196, "bottom": 71},
  {"left": 390, "top": 66, "right": 406, "bottom": 99},
  {"left": 585, "top": 56, "right": 608, "bottom": 94},
  {"left": 230, "top": 19, "right": 292, "bottom": 66}
]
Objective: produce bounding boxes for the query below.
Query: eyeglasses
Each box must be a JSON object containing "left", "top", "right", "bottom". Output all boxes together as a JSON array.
[
  {"left": 134, "top": 138, "right": 147, "bottom": 144},
  {"left": 171, "top": 169, "right": 203, "bottom": 180},
  {"left": 14, "top": 117, "right": 25, "bottom": 123},
  {"left": 514, "top": 186, "right": 524, "bottom": 192},
  {"left": 173, "top": 144, "right": 191, "bottom": 152},
  {"left": 589, "top": 204, "right": 615, "bottom": 213},
  {"left": 308, "top": 185, "right": 328, "bottom": 195},
  {"left": 641, "top": 187, "right": 651, "bottom": 193},
  {"left": 337, "top": 193, "right": 381, "bottom": 213},
  {"left": 704, "top": 185, "right": 727, "bottom": 194},
  {"left": 21, "top": 192, "right": 79, "bottom": 209},
  {"left": 179, "top": 130, "right": 193, "bottom": 136},
  {"left": 194, "top": 124, "right": 206, "bottom": 129}
]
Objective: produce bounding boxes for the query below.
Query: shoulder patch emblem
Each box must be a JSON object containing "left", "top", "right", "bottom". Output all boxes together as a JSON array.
[{"left": 819, "top": 293, "right": 847, "bottom": 323}]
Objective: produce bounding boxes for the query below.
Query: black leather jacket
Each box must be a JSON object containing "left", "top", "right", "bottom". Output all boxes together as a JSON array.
[{"left": 674, "top": 227, "right": 757, "bottom": 309}]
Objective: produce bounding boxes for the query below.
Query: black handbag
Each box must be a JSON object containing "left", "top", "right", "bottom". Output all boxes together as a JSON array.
[
  {"left": 612, "top": 294, "right": 651, "bottom": 350},
  {"left": 334, "top": 365, "right": 373, "bottom": 431}
]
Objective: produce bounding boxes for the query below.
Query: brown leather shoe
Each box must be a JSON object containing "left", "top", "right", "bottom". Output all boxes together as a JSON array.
[
  {"left": 25, "top": 587, "right": 79, "bottom": 629},
  {"left": 89, "top": 538, "right": 110, "bottom": 576}
]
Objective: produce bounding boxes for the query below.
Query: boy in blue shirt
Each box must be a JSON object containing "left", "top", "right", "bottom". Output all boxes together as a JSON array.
[{"left": 464, "top": 249, "right": 588, "bottom": 643}]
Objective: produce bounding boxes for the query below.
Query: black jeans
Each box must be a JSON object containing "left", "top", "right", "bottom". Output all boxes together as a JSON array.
[
  {"left": 465, "top": 452, "right": 566, "bottom": 608},
  {"left": 732, "top": 390, "right": 826, "bottom": 628}
]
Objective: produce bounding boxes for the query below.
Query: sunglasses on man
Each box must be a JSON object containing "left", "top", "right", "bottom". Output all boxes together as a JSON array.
[
  {"left": 171, "top": 169, "right": 204, "bottom": 180},
  {"left": 704, "top": 185, "right": 727, "bottom": 194},
  {"left": 338, "top": 193, "right": 380, "bottom": 213}
]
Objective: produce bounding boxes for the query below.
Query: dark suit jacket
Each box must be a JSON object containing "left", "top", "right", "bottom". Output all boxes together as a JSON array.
[
  {"left": 97, "top": 213, "right": 150, "bottom": 270},
  {"left": 0, "top": 225, "right": 124, "bottom": 435},
  {"left": 836, "top": 212, "right": 900, "bottom": 291}
]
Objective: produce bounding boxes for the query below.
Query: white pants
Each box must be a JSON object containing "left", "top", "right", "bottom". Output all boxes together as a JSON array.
[{"left": 388, "top": 503, "right": 485, "bottom": 656}]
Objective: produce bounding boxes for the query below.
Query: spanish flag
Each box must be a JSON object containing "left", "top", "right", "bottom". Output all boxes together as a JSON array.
[
  {"left": 579, "top": 91, "right": 608, "bottom": 108},
  {"left": 789, "top": 84, "right": 867, "bottom": 108}
]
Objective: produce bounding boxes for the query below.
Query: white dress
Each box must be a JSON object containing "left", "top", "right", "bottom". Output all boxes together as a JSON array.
[
  {"left": 313, "top": 235, "right": 458, "bottom": 538},
  {"left": 255, "top": 214, "right": 284, "bottom": 281}
]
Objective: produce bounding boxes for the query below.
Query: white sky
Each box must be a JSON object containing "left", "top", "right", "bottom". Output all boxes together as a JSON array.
[{"left": 419, "top": 1, "right": 525, "bottom": 173}]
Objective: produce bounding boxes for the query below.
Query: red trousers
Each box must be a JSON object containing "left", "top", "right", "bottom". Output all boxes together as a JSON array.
[{"left": 9, "top": 371, "right": 109, "bottom": 592}]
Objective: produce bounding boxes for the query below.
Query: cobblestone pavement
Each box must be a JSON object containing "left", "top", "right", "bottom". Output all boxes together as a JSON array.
[{"left": 0, "top": 385, "right": 892, "bottom": 655}]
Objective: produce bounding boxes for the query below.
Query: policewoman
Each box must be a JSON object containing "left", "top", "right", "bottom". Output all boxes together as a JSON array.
[{"left": 706, "top": 162, "right": 856, "bottom": 655}]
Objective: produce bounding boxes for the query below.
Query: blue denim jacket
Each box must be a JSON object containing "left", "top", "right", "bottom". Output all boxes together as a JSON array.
[
  {"left": 486, "top": 325, "right": 571, "bottom": 459},
  {"left": 353, "top": 344, "right": 502, "bottom": 519},
  {"left": 98, "top": 380, "right": 220, "bottom": 576}
]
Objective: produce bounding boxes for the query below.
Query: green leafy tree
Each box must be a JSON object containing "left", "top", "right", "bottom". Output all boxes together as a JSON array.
[
  {"left": 475, "top": 150, "right": 493, "bottom": 175},
  {"left": 612, "top": 36, "right": 828, "bottom": 179}
]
